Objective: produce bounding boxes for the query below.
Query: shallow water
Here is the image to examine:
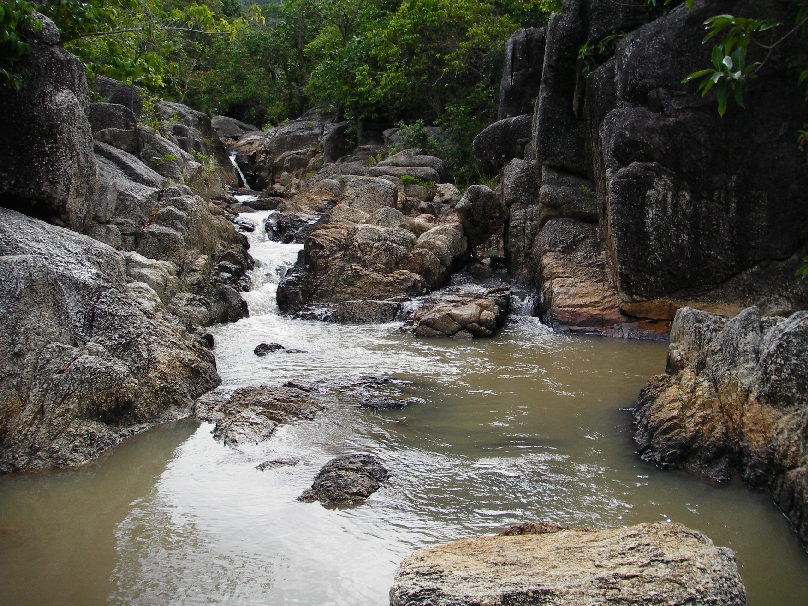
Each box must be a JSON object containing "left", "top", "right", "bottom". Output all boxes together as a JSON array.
[{"left": 1, "top": 211, "right": 806, "bottom": 605}]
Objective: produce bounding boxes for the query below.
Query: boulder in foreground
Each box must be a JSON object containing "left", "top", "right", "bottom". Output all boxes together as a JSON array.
[{"left": 390, "top": 522, "right": 746, "bottom": 606}]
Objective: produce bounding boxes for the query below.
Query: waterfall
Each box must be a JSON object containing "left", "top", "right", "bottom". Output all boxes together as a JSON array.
[{"left": 229, "top": 152, "right": 249, "bottom": 189}]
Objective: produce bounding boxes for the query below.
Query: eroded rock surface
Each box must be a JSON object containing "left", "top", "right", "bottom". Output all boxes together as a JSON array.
[
  {"left": 412, "top": 289, "right": 510, "bottom": 339},
  {"left": 196, "top": 385, "right": 322, "bottom": 448},
  {"left": 634, "top": 306, "right": 808, "bottom": 548},
  {"left": 0, "top": 208, "right": 219, "bottom": 472},
  {"left": 298, "top": 454, "right": 389, "bottom": 506},
  {"left": 390, "top": 522, "right": 746, "bottom": 606}
]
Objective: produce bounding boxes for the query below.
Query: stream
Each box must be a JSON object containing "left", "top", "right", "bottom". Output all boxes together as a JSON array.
[{"left": 1, "top": 208, "right": 807, "bottom": 605}]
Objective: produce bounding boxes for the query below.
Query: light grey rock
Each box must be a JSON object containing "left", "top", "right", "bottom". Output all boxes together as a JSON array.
[
  {"left": 390, "top": 522, "right": 746, "bottom": 606},
  {"left": 341, "top": 177, "right": 398, "bottom": 214},
  {"left": 0, "top": 208, "right": 220, "bottom": 472}
]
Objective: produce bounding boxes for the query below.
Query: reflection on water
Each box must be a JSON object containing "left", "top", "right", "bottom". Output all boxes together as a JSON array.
[{"left": 0, "top": 211, "right": 806, "bottom": 605}]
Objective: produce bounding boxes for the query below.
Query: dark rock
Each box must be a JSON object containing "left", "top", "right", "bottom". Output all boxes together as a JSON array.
[
  {"left": 87, "top": 102, "right": 137, "bottom": 134},
  {"left": 0, "top": 208, "right": 220, "bottom": 472},
  {"left": 265, "top": 212, "right": 320, "bottom": 244},
  {"left": 298, "top": 453, "right": 389, "bottom": 506},
  {"left": 634, "top": 306, "right": 808, "bottom": 548},
  {"left": 0, "top": 14, "right": 98, "bottom": 231},
  {"left": 331, "top": 300, "right": 402, "bottom": 323},
  {"left": 254, "top": 343, "right": 285, "bottom": 356},
  {"left": 390, "top": 522, "right": 746, "bottom": 606},
  {"left": 212, "top": 115, "right": 259, "bottom": 143},
  {"left": 93, "top": 76, "right": 144, "bottom": 116},
  {"left": 413, "top": 289, "right": 510, "bottom": 339},
  {"left": 283, "top": 349, "right": 308, "bottom": 354},
  {"left": 323, "top": 121, "right": 352, "bottom": 163},
  {"left": 499, "top": 27, "right": 546, "bottom": 119},
  {"left": 455, "top": 185, "right": 507, "bottom": 248},
  {"left": 472, "top": 114, "right": 532, "bottom": 173}
]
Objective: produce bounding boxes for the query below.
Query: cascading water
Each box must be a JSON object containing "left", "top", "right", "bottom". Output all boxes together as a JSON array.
[
  {"left": 229, "top": 152, "right": 249, "bottom": 189},
  {"left": 1, "top": 211, "right": 807, "bottom": 605}
]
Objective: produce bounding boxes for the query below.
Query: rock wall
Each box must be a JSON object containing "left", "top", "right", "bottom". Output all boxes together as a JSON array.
[
  {"left": 500, "top": 0, "right": 808, "bottom": 336},
  {"left": 634, "top": 306, "right": 808, "bottom": 548},
  {"left": 0, "top": 15, "right": 98, "bottom": 232},
  {"left": 0, "top": 16, "right": 252, "bottom": 470},
  {"left": 0, "top": 209, "right": 220, "bottom": 472}
]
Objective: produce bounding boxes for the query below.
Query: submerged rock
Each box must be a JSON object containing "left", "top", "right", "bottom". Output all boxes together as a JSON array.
[
  {"left": 634, "top": 306, "right": 808, "bottom": 548},
  {"left": 298, "top": 454, "right": 389, "bottom": 506},
  {"left": 254, "top": 343, "right": 285, "bottom": 356},
  {"left": 390, "top": 522, "right": 746, "bottom": 606},
  {"left": 196, "top": 385, "right": 322, "bottom": 448}
]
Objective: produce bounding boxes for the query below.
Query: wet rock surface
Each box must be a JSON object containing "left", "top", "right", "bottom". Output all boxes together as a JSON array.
[
  {"left": 412, "top": 289, "right": 510, "bottom": 339},
  {"left": 634, "top": 306, "right": 808, "bottom": 548},
  {"left": 298, "top": 454, "right": 389, "bottom": 506},
  {"left": 390, "top": 522, "right": 746, "bottom": 606},
  {"left": 196, "top": 385, "right": 323, "bottom": 449}
]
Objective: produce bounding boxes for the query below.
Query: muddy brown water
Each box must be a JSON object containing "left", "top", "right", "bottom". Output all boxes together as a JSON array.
[{"left": 1, "top": 210, "right": 806, "bottom": 605}]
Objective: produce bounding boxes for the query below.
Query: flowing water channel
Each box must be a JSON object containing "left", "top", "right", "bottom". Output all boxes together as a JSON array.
[{"left": 1, "top": 209, "right": 807, "bottom": 605}]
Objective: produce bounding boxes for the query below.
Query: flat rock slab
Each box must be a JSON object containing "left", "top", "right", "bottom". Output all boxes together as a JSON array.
[
  {"left": 196, "top": 385, "right": 322, "bottom": 448},
  {"left": 299, "top": 453, "right": 389, "bottom": 506},
  {"left": 390, "top": 522, "right": 746, "bottom": 606}
]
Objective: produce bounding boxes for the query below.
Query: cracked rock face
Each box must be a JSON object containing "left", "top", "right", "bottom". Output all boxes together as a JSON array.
[
  {"left": 0, "top": 208, "right": 220, "bottom": 472},
  {"left": 412, "top": 289, "right": 510, "bottom": 339},
  {"left": 390, "top": 522, "right": 746, "bottom": 606},
  {"left": 634, "top": 306, "right": 808, "bottom": 548}
]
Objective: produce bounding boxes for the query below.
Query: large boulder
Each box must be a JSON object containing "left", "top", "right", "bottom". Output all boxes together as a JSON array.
[
  {"left": 498, "top": 27, "right": 546, "bottom": 119},
  {"left": 0, "top": 208, "right": 220, "bottom": 472},
  {"left": 277, "top": 177, "right": 469, "bottom": 314},
  {"left": 412, "top": 289, "right": 510, "bottom": 339},
  {"left": 455, "top": 185, "right": 507, "bottom": 248},
  {"left": 634, "top": 306, "right": 808, "bottom": 548},
  {"left": 390, "top": 522, "right": 746, "bottom": 606},
  {"left": 472, "top": 114, "right": 532, "bottom": 173},
  {"left": 211, "top": 115, "right": 259, "bottom": 144},
  {"left": 0, "top": 14, "right": 98, "bottom": 232}
]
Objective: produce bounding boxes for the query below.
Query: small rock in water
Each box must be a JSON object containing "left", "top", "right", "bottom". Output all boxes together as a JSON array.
[
  {"left": 298, "top": 453, "right": 389, "bottom": 506},
  {"left": 233, "top": 217, "right": 256, "bottom": 232},
  {"left": 254, "top": 342, "right": 285, "bottom": 356},
  {"left": 360, "top": 396, "right": 420, "bottom": 410},
  {"left": 283, "top": 348, "right": 308, "bottom": 354},
  {"left": 256, "top": 458, "right": 299, "bottom": 471}
]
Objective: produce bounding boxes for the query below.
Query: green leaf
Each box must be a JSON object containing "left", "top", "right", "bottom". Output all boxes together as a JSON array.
[
  {"left": 716, "top": 85, "right": 728, "bottom": 116},
  {"left": 682, "top": 68, "right": 713, "bottom": 83}
]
